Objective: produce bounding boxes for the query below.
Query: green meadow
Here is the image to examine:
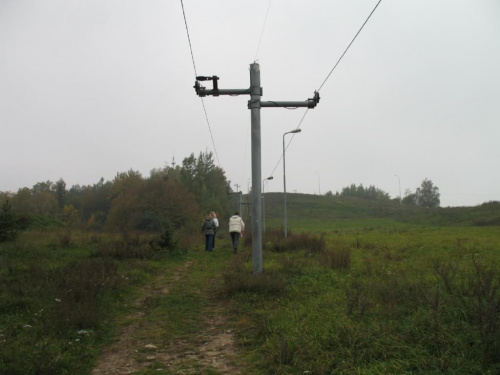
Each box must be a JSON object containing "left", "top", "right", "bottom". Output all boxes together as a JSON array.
[{"left": 1, "top": 195, "right": 499, "bottom": 374}]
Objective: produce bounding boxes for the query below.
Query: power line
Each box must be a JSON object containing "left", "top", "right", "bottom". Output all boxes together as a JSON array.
[
  {"left": 268, "top": 109, "right": 309, "bottom": 178},
  {"left": 318, "top": 0, "right": 382, "bottom": 92},
  {"left": 180, "top": 0, "right": 197, "bottom": 77},
  {"left": 266, "top": 0, "right": 383, "bottom": 180},
  {"left": 180, "top": 0, "right": 221, "bottom": 166},
  {"left": 254, "top": 0, "right": 272, "bottom": 61}
]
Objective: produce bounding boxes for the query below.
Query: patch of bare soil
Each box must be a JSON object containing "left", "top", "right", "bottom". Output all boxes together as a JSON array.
[{"left": 91, "top": 261, "right": 244, "bottom": 375}]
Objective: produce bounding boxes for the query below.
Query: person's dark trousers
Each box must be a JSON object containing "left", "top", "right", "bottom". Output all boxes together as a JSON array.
[
  {"left": 230, "top": 232, "right": 240, "bottom": 253},
  {"left": 205, "top": 234, "right": 214, "bottom": 251},
  {"left": 213, "top": 229, "right": 217, "bottom": 249}
]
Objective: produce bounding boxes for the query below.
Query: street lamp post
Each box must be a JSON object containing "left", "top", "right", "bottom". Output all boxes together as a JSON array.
[
  {"left": 395, "top": 174, "right": 402, "bottom": 204},
  {"left": 262, "top": 176, "right": 273, "bottom": 232},
  {"left": 315, "top": 171, "right": 321, "bottom": 195},
  {"left": 283, "top": 129, "right": 302, "bottom": 238}
]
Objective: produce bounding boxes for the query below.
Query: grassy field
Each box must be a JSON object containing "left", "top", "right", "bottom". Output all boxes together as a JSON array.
[{"left": 1, "top": 196, "right": 499, "bottom": 374}]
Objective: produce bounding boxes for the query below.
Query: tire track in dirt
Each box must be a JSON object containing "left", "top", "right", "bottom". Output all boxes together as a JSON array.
[{"left": 91, "top": 259, "right": 244, "bottom": 374}]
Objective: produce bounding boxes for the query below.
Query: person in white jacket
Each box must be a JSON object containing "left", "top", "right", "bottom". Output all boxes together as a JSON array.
[{"left": 228, "top": 212, "right": 245, "bottom": 254}]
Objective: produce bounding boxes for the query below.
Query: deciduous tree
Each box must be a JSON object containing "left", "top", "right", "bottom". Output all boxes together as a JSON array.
[
  {"left": 0, "top": 200, "right": 18, "bottom": 242},
  {"left": 403, "top": 179, "right": 440, "bottom": 208},
  {"left": 416, "top": 178, "right": 440, "bottom": 208}
]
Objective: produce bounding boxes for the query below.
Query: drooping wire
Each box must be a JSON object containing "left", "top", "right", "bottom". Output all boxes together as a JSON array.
[
  {"left": 266, "top": 0, "right": 382, "bottom": 179},
  {"left": 267, "top": 109, "right": 309, "bottom": 178},
  {"left": 180, "top": 0, "right": 198, "bottom": 77},
  {"left": 254, "top": 0, "right": 272, "bottom": 61},
  {"left": 180, "top": 0, "right": 221, "bottom": 166},
  {"left": 317, "top": 0, "right": 382, "bottom": 92}
]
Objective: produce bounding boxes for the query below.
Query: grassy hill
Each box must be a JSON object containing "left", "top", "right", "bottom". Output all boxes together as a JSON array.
[{"left": 260, "top": 192, "right": 500, "bottom": 229}]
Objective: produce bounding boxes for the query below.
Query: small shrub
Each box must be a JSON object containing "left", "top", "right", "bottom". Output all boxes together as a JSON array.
[
  {"left": 345, "top": 278, "right": 374, "bottom": 316},
  {"left": 463, "top": 259, "right": 500, "bottom": 364},
  {"left": 264, "top": 230, "right": 326, "bottom": 253},
  {"left": 292, "top": 232, "right": 326, "bottom": 253},
  {"left": 121, "top": 231, "right": 140, "bottom": 247},
  {"left": 91, "top": 240, "right": 154, "bottom": 260},
  {"left": 434, "top": 261, "right": 460, "bottom": 294},
  {"left": 278, "top": 255, "right": 308, "bottom": 277},
  {"left": 321, "top": 247, "right": 352, "bottom": 269},
  {"left": 53, "top": 258, "right": 121, "bottom": 330},
  {"left": 58, "top": 230, "right": 72, "bottom": 247},
  {"left": 223, "top": 256, "right": 286, "bottom": 296},
  {"left": 0, "top": 200, "right": 18, "bottom": 242},
  {"left": 157, "top": 223, "right": 179, "bottom": 251},
  {"left": 89, "top": 233, "right": 102, "bottom": 244}
]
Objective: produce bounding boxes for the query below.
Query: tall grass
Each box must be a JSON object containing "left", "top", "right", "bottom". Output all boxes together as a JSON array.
[
  {"left": 225, "top": 226, "right": 500, "bottom": 374},
  {"left": 0, "top": 228, "right": 186, "bottom": 375}
]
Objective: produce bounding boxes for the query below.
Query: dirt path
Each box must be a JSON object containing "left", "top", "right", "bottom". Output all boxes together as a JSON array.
[{"left": 91, "top": 259, "right": 244, "bottom": 375}]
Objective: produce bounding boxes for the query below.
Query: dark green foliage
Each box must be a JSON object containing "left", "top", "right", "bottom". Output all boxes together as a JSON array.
[
  {"left": 403, "top": 178, "right": 441, "bottom": 208},
  {"left": 0, "top": 200, "right": 18, "bottom": 242},
  {"left": 0, "top": 228, "right": 179, "bottom": 375},
  {"left": 157, "top": 222, "right": 179, "bottom": 251},
  {"left": 55, "top": 178, "right": 67, "bottom": 210},
  {"left": 263, "top": 228, "right": 326, "bottom": 253},
  {"left": 463, "top": 259, "right": 500, "bottom": 364},
  {"left": 180, "top": 151, "right": 232, "bottom": 217},
  {"left": 105, "top": 169, "right": 199, "bottom": 232},
  {"left": 91, "top": 238, "right": 154, "bottom": 260},
  {"left": 223, "top": 256, "right": 287, "bottom": 296},
  {"left": 67, "top": 177, "right": 111, "bottom": 226},
  {"left": 52, "top": 258, "right": 121, "bottom": 331},
  {"left": 338, "top": 183, "right": 391, "bottom": 200},
  {"left": 321, "top": 246, "right": 352, "bottom": 269}
]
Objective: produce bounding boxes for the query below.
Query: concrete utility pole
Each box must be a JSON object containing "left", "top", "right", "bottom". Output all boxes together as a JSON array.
[
  {"left": 194, "top": 63, "right": 320, "bottom": 274},
  {"left": 229, "top": 191, "right": 242, "bottom": 216}
]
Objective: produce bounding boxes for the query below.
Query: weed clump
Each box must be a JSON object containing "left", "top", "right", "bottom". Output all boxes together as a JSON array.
[
  {"left": 53, "top": 258, "right": 121, "bottom": 331},
  {"left": 223, "top": 256, "right": 286, "bottom": 296},
  {"left": 263, "top": 229, "right": 326, "bottom": 253},
  {"left": 90, "top": 226, "right": 184, "bottom": 260},
  {"left": 462, "top": 259, "right": 500, "bottom": 364},
  {"left": 321, "top": 246, "right": 352, "bottom": 269}
]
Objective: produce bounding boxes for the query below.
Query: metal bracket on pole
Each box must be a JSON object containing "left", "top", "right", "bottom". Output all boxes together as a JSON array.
[
  {"left": 192, "top": 67, "right": 320, "bottom": 275},
  {"left": 194, "top": 76, "right": 251, "bottom": 97},
  {"left": 260, "top": 91, "right": 320, "bottom": 109}
]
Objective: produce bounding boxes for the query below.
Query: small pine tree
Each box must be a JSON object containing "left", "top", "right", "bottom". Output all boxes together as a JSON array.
[
  {"left": 0, "top": 200, "right": 18, "bottom": 242},
  {"left": 157, "top": 222, "right": 179, "bottom": 251}
]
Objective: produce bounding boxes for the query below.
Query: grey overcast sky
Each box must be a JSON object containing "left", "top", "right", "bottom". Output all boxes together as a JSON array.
[{"left": 1, "top": 0, "right": 499, "bottom": 207}]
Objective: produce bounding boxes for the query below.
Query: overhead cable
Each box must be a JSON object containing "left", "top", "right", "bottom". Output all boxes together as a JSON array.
[
  {"left": 318, "top": 0, "right": 382, "bottom": 92},
  {"left": 254, "top": 0, "right": 272, "bottom": 61},
  {"left": 180, "top": 0, "right": 221, "bottom": 166},
  {"left": 266, "top": 0, "right": 382, "bottom": 179}
]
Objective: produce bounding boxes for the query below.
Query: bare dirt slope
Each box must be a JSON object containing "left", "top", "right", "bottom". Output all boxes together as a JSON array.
[{"left": 91, "top": 259, "right": 244, "bottom": 375}]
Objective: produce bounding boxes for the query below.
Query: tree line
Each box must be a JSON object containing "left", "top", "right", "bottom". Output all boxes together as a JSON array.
[
  {"left": 326, "top": 178, "right": 441, "bottom": 208},
  {"left": 1, "top": 153, "right": 442, "bottom": 242},
  {"left": 0, "top": 151, "right": 233, "bottom": 236}
]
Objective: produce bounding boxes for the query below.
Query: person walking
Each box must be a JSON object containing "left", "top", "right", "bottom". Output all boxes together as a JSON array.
[
  {"left": 228, "top": 212, "right": 245, "bottom": 254},
  {"left": 210, "top": 211, "right": 219, "bottom": 249},
  {"left": 201, "top": 213, "right": 215, "bottom": 252}
]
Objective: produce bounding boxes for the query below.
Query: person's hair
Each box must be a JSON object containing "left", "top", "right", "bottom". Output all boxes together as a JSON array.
[
  {"left": 234, "top": 212, "right": 239, "bottom": 215},
  {"left": 210, "top": 211, "right": 217, "bottom": 218}
]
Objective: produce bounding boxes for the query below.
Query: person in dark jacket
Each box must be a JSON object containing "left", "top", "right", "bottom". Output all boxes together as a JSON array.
[
  {"left": 210, "top": 211, "right": 219, "bottom": 249},
  {"left": 201, "top": 213, "right": 215, "bottom": 252}
]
